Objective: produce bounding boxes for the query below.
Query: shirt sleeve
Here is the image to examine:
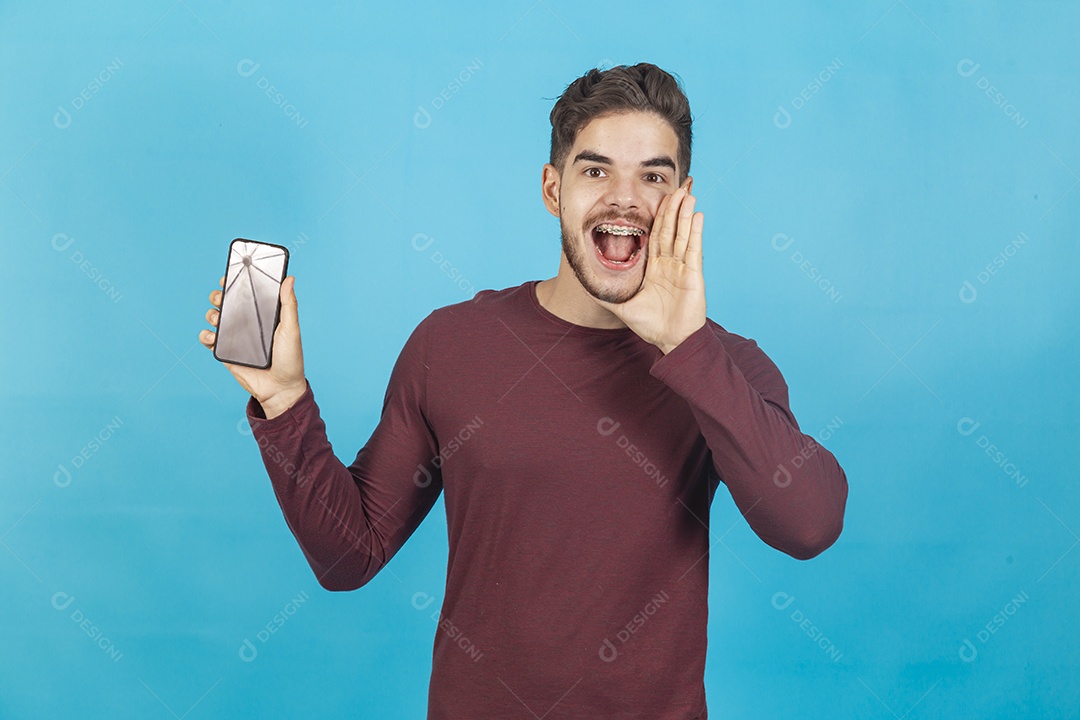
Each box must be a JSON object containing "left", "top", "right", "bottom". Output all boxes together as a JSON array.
[
  {"left": 649, "top": 321, "right": 848, "bottom": 560},
  {"left": 245, "top": 314, "right": 444, "bottom": 590}
]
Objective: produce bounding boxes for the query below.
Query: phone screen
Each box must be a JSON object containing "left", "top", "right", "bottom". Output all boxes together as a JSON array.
[{"left": 213, "top": 238, "right": 289, "bottom": 369}]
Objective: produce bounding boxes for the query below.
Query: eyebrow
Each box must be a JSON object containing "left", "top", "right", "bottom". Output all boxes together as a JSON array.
[{"left": 572, "top": 150, "right": 677, "bottom": 174}]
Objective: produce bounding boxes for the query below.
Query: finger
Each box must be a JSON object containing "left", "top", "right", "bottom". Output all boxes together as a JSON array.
[
  {"left": 210, "top": 288, "right": 222, "bottom": 308},
  {"left": 673, "top": 193, "right": 697, "bottom": 260},
  {"left": 278, "top": 276, "right": 299, "bottom": 330},
  {"left": 685, "top": 212, "right": 704, "bottom": 272},
  {"left": 205, "top": 307, "right": 219, "bottom": 327},
  {"left": 658, "top": 186, "right": 686, "bottom": 257},
  {"left": 219, "top": 275, "right": 225, "bottom": 288},
  {"left": 199, "top": 328, "right": 216, "bottom": 348},
  {"left": 648, "top": 193, "right": 670, "bottom": 260}
]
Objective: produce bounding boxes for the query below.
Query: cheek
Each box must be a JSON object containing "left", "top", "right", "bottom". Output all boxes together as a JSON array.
[
  {"left": 562, "top": 186, "right": 602, "bottom": 217},
  {"left": 648, "top": 187, "right": 670, "bottom": 208},
  {"left": 567, "top": 206, "right": 596, "bottom": 231},
  {"left": 645, "top": 193, "right": 669, "bottom": 223}
]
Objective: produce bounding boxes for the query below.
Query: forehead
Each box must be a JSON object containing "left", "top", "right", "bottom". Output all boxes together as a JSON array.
[{"left": 572, "top": 110, "right": 679, "bottom": 162}]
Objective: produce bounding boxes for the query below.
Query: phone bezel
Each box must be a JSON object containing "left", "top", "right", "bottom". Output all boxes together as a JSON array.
[{"left": 212, "top": 237, "right": 290, "bottom": 370}]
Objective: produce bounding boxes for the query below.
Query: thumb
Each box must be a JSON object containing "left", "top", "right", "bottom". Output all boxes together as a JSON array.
[{"left": 279, "top": 275, "right": 299, "bottom": 328}]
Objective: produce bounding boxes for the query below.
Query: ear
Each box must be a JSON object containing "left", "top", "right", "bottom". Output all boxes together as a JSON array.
[
  {"left": 684, "top": 175, "right": 693, "bottom": 194},
  {"left": 541, "top": 163, "right": 561, "bottom": 218}
]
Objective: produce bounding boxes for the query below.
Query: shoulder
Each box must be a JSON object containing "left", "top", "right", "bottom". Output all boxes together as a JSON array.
[
  {"left": 419, "top": 282, "right": 532, "bottom": 332},
  {"left": 704, "top": 318, "right": 794, "bottom": 417},
  {"left": 704, "top": 318, "right": 773, "bottom": 367}
]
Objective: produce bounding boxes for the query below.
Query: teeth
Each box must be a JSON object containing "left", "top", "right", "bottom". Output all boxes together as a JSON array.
[{"left": 596, "top": 224, "right": 644, "bottom": 236}]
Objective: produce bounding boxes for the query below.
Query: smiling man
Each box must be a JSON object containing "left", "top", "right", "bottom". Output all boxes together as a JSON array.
[
  {"left": 201, "top": 62, "right": 848, "bottom": 719},
  {"left": 537, "top": 105, "right": 705, "bottom": 351}
]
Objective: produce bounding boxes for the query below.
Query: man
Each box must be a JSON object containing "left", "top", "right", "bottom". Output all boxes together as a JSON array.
[{"left": 199, "top": 62, "right": 848, "bottom": 719}]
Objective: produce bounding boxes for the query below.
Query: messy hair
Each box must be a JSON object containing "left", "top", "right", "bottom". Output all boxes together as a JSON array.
[{"left": 549, "top": 63, "right": 692, "bottom": 186}]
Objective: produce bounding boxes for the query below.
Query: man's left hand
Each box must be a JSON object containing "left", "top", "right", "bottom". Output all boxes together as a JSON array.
[{"left": 594, "top": 178, "right": 706, "bottom": 354}]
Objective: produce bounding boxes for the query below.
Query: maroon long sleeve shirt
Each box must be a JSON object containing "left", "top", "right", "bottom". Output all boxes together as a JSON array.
[{"left": 245, "top": 279, "right": 848, "bottom": 719}]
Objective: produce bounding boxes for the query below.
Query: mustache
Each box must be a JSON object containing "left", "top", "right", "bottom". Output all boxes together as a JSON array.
[{"left": 583, "top": 213, "right": 651, "bottom": 230}]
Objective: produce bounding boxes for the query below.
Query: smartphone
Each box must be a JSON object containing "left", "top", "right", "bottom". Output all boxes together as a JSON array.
[{"left": 212, "top": 238, "right": 290, "bottom": 369}]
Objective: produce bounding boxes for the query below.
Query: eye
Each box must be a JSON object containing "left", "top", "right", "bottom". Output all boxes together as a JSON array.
[
  {"left": 584, "top": 167, "right": 605, "bottom": 178},
  {"left": 645, "top": 173, "right": 666, "bottom": 183}
]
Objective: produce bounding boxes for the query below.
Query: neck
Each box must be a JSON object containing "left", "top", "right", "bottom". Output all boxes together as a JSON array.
[{"left": 535, "top": 255, "right": 628, "bottom": 330}]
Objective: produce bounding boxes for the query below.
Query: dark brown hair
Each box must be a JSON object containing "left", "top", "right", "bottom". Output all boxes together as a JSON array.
[{"left": 549, "top": 63, "right": 693, "bottom": 186}]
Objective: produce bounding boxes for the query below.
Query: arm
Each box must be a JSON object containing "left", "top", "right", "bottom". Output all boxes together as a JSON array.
[
  {"left": 245, "top": 315, "right": 443, "bottom": 590},
  {"left": 649, "top": 322, "right": 848, "bottom": 560}
]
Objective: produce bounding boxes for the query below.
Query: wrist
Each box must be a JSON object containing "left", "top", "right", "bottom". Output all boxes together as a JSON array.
[
  {"left": 657, "top": 322, "right": 707, "bottom": 355},
  {"left": 656, "top": 335, "right": 687, "bottom": 355},
  {"left": 259, "top": 381, "right": 306, "bottom": 420}
]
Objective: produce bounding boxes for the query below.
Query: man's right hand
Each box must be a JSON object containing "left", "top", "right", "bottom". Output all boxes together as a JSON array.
[{"left": 200, "top": 274, "right": 307, "bottom": 419}]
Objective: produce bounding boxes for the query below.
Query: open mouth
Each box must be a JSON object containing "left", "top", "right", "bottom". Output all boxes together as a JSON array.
[{"left": 590, "top": 222, "right": 647, "bottom": 269}]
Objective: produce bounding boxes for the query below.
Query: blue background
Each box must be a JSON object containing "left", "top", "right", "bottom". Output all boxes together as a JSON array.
[{"left": 2, "top": 1, "right": 1077, "bottom": 717}]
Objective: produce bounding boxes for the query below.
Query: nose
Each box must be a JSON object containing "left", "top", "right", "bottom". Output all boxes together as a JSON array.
[{"left": 601, "top": 172, "right": 643, "bottom": 211}]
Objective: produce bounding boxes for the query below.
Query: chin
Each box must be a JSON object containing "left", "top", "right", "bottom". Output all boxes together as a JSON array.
[
  {"left": 560, "top": 221, "right": 647, "bottom": 304},
  {"left": 581, "top": 273, "right": 644, "bottom": 304}
]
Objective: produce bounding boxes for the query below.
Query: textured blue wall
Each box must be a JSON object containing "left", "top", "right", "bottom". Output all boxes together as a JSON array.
[{"left": 2, "top": 1, "right": 1077, "bottom": 717}]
